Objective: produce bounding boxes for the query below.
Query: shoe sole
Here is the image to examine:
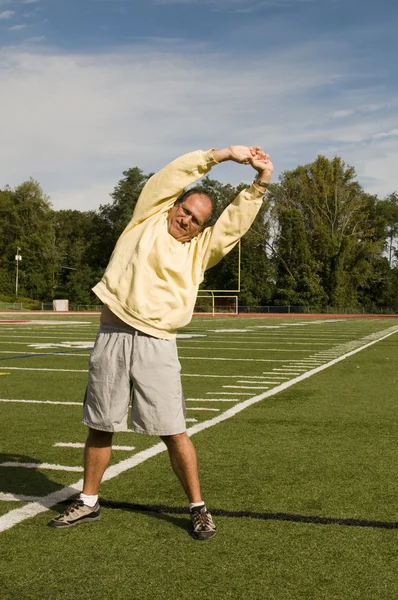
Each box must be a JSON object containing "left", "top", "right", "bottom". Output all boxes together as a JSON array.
[
  {"left": 48, "top": 514, "right": 101, "bottom": 529},
  {"left": 191, "top": 529, "right": 216, "bottom": 540}
]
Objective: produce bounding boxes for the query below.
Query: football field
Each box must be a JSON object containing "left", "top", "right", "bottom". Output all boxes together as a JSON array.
[{"left": 1, "top": 314, "right": 398, "bottom": 599}]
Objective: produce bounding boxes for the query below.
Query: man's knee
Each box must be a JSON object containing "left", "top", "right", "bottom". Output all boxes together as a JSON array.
[
  {"left": 160, "top": 432, "right": 188, "bottom": 449},
  {"left": 87, "top": 428, "right": 114, "bottom": 447}
]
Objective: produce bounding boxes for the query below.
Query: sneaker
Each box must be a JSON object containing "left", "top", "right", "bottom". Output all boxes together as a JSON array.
[
  {"left": 48, "top": 499, "right": 101, "bottom": 529},
  {"left": 190, "top": 505, "right": 216, "bottom": 540}
]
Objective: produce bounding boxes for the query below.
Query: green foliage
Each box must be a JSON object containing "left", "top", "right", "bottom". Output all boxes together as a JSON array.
[{"left": 271, "top": 155, "right": 391, "bottom": 308}]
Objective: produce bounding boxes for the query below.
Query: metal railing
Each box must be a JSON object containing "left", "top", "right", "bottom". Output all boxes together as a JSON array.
[
  {"left": 238, "top": 305, "right": 398, "bottom": 314},
  {"left": 41, "top": 303, "right": 102, "bottom": 312},
  {"left": 0, "top": 302, "right": 23, "bottom": 310}
]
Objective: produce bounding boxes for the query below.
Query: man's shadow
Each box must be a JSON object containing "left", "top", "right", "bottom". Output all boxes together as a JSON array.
[{"left": 0, "top": 453, "right": 65, "bottom": 498}]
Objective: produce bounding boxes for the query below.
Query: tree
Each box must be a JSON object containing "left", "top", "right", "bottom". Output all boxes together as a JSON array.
[
  {"left": 0, "top": 180, "right": 54, "bottom": 299},
  {"left": 271, "top": 156, "right": 385, "bottom": 307}
]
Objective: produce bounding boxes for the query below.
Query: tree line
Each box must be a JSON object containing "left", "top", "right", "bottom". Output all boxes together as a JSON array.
[{"left": 1, "top": 155, "right": 398, "bottom": 310}]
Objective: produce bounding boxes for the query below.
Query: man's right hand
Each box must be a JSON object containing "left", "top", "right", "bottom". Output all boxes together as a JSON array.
[
  {"left": 212, "top": 145, "right": 273, "bottom": 184},
  {"left": 213, "top": 146, "right": 261, "bottom": 164}
]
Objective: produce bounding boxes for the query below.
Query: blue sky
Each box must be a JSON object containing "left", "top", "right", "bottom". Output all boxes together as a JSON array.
[{"left": 0, "top": 0, "right": 397, "bottom": 210}]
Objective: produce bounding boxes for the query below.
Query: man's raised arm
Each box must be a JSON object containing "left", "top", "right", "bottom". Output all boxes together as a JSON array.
[
  {"left": 200, "top": 147, "right": 273, "bottom": 270},
  {"left": 131, "top": 150, "right": 217, "bottom": 225}
]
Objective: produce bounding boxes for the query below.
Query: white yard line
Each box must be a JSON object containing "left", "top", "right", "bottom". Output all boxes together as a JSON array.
[
  {"left": 182, "top": 374, "right": 278, "bottom": 379},
  {"left": 0, "top": 493, "right": 45, "bottom": 502},
  {"left": 0, "top": 399, "right": 82, "bottom": 406},
  {"left": 179, "top": 348, "right": 312, "bottom": 353},
  {"left": 206, "top": 392, "right": 251, "bottom": 395},
  {"left": 54, "top": 443, "right": 135, "bottom": 451},
  {"left": 222, "top": 385, "right": 270, "bottom": 390},
  {"left": 0, "top": 462, "right": 83, "bottom": 472},
  {"left": 0, "top": 367, "right": 89, "bottom": 372},
  {"left": 1, "top": 324, "right": 397, "bottom": 533},
  {"left": 237, "top": 380, "right": 280, "bottom": 384},
  {"left": 186, "top": 407, "right": 220, "bottom": 411},
  {"left": 186, "top": 398, "right": 239, "bottom": 402},
  {"left": 181, "top": 357, "right": 308, "bottom": 362}
]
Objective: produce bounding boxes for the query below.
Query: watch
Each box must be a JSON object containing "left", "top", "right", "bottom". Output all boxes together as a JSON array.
[{"left": 254, "top": 176, "right": 269, "bottom": 189}]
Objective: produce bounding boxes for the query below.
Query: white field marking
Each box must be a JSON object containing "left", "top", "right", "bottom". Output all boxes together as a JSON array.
[
  {"left": 0, "top": 341, "right": 86, "bottom": 346},
  {"left": 186, "top": 418, "right": 198, "bottom": 422},
  {"left": 182, "top": 374, "right": 280, "bottom": 379},
  {"left": 0, "top": 399, "right": 81, "bottom": 406},
  {"left": 0, "top": 351, "right": 70, "bottom": 354},
  {"left": 0, "top": 493, "right": 44, "bottom": 502},
  {"left": 178, "top": 340, "right": 333, "bottom": 346},
  {"left": 272, "top": 367, "right": 308, "bottom": 371},
  {"left": 206, "top": 392, "right": 252, "bottom": 395},
  {"left": 271, "top": 371, "right": 301, "bottom": 375},
  {"left": 184, "top": 335, "right": 355, "bottom": 341},
  {"left": 180, "top": 357, "right": 308, "bottom": 362},
  {"left": 1, "top": 324, "right": 397, "bottom": 533},
  {"left": 236, "top": 380, "right": 280, "bottom": 384},
  {"left": 186, "top": 407, "right": 220, "bottom": 412},
  {"left": 262, "top": 373, "right": 289, "bottom": 378},
  {"left": 276, "top": 367, "right": 309, "bottom": 372},
  {"left": 54, "top": 443, "right": 135, "bottom": 451},
  {"left": 186, "top": 398, "right": 239, "bottom": 402},
  {"left": 0, "top": 335, "right": 97, "bottom": 340},
  {"left": 176, "top": 334, "right": 207, "bottom": 339},
  {"left": 28, "top": 342, "right": 94, "bottom": 349},
  {"left": 26, "top": 321, "right": 92, "bottom": 325},
  {"left": 290, "top": 359, "right": 325, "bottom": 363},
  {"left": 0, "top": 367, "right": 89, "bottom": 372},
  {"left": 179, "top": 347, "right": 313, "bottom": 353},
  {"left": 0, "top": 462, "right": 84, "bottom": 472},
  {"left": 0, "top": 351, "right": 92, "bottom": 357},
  {"left": 212, "top": 329, "right": 249, "bottom": 333},
  {"left": 223, "top": 386, "right": 270, "bottom": 390}
]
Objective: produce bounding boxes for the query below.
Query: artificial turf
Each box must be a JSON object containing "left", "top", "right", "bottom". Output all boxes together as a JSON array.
[{"left": 0, "top": 315, "right": 398, "bottom": 599}]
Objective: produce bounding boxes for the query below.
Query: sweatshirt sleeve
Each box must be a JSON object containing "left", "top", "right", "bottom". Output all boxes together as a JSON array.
[
  {"left": 130, "top": 149, "right": 218, "bottom": 225},
  {"left": 200, "top": 184, "right": 265, "bottom": 271}
]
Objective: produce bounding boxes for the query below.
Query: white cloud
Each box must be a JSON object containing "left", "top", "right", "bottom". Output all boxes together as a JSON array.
[
  {"left": 0, "top": 9, "right": 14, "bottom": 18},
  {"left": 0, "top": 40, "right": 397, "bottom": 211},
  {"left": 26, "top": 35, "right": 45, "bottom": 42},
  {"left": 8, "top": 23, "right": 27, "bottom": 30}
]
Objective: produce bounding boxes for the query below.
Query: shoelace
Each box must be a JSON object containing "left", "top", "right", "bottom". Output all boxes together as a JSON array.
[
  {"left": 192, "top": 510, "right": 213, "bottom": 530},
  {"left": 61, "top": 500, "right": 83, "bottom": 517}
]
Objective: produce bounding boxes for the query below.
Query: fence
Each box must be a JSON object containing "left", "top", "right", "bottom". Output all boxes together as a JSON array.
[
  {"left": 239, "top": 305, "right": 398, "bottom": 314},
  {"left": 0, "top": 302, "right": 23, "bottom": 310},
  {"left": 41, "top": 304, "right": 102, "bottom": 311}
]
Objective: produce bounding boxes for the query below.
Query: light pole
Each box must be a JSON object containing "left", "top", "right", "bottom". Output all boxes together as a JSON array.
[{"left": 15, "top": 247, "right": 22, "bottom": 299}]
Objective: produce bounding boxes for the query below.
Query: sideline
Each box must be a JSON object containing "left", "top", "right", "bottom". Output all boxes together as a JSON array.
[{"left": 0, "top": 324, "right": 398, "bottom": 533}]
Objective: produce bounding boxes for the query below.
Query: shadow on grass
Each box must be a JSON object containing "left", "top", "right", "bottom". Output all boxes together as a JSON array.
[
  {"left": 89, "top": 499, "right": 398, "bottom": 531},
  {"left": 0, "top": 453, "right": 64, "bottom": 497}
]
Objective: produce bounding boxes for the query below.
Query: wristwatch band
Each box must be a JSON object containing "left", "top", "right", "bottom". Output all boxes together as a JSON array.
[{"left": 254, "top": 177, "right": 268, "bottom": 189}]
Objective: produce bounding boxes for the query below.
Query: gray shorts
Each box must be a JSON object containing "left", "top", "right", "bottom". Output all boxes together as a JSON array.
[{"left": 83, "top": 325, "right": 186, "bottom": 436}]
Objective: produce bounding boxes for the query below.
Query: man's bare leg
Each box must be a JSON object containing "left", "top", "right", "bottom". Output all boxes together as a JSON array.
[
  {"left": 48, "top": 427, "right": 112, "bottom": 527},
  {"left": 82, "top": 428, "right": 114, "bottom": 495},
  {"left": 160, "top": 432, "right": 202, "bottom": 503}
]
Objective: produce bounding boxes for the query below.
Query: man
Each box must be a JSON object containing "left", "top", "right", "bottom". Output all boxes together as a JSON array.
[{"left": 49, "top": 145, "right": 273, "bottom": 539}]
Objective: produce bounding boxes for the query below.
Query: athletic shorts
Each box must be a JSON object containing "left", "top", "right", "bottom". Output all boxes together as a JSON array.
[{"left": 82, "top": 325, "right": 186, "bottom": 436}]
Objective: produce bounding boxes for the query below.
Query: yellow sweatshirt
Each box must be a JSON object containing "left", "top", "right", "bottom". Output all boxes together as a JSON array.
[{"left": 93, "top": 149, "right": 264, "bottom": 339}]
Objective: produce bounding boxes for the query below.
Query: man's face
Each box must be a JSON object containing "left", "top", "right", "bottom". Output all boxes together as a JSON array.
[{"left": 167, "top": 194, "right": 212, "bottom": 243}]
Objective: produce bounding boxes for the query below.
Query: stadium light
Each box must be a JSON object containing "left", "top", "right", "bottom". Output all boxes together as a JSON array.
[{"left": 15, "top": 247, "right": 22, "bottom": 299}]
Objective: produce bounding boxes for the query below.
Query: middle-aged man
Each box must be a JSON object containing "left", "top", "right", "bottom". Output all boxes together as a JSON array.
[{"left": 49, "top": 145, "right": 273, "bottom": 539}]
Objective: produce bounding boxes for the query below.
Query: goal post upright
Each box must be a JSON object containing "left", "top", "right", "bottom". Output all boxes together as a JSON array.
[{"left": 196, "top": 240, "right": 241, "bottom": 315}]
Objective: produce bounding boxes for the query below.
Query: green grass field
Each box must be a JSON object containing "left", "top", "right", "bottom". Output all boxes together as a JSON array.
[{"left": 1, "top": 314, "right": 398, "bottom": 599}]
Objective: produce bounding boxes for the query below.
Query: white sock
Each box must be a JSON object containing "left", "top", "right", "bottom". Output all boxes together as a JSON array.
[
  {"left": 79, "top": 493, "right": 98, "bottom": 508},
  {"left": 190, "top": 501, "right": 205, "bottom": 511}
]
